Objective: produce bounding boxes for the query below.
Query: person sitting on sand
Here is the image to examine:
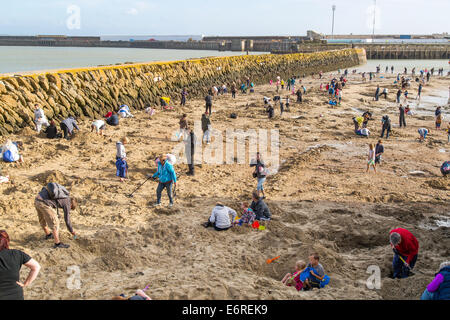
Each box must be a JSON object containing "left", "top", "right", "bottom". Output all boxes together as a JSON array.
[
  {"left": 366, "top": 143, "right": 377, "bottom": 173},
  {"left": 303, "top": 253, "right": 326, "bottom": 290},
  {"left": 152, "top": 155, "right": 177, "bottom": 207},
  {"left": 356, "top": 127, "right": 370, "bottom": 137},
  {"left": 281, "top": 260, "right": 307, "bottom": 291},
  {"left": 418, "top": 128, "right": 430, "bottom": 142},
  {"left": 440, "top": 161, "right": 449, "bottom": 176},
  {"left": 203, "top": 203, "right": 237, "bottom": 231},
  {"left": 60, "top": 116, "right": 80, "bottom": 140},
  {"left": 233, "top": 202, "right": 256, "bottom": 226},
  {"left": 250, "top": 191, "right": 271, "bottom": 221},
  {"left": 118, "top": 105, "right": 134, "bottom": 118},
  {"left": 1, "top": 140, "right": 24, "bottom": 163},
  {"left": 34, "top": 182, "right": 77, "bottom": 249},
  {"left": 91, "top": 120, "right": 106, "bottom": 136},
  {"left": 0, "top": 230, "right": 41, "bottom": 300},
  {"left": 389, "top": 228, "right": 419, "bottom": 279},
  {"left": 44, "top": 120, "right": 61, "bottom": 139},
  {"left": 421, "top": 261, "right": 450, "bottom": 300},
  {"left": 34, "top": 104, "right": 49, "bottom": 133},
  {"left": 112, "top": 289, "right": 152, "bottom": 300}
]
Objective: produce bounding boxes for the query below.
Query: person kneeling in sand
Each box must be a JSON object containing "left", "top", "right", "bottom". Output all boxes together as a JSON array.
[
  {"left": 1, "top": 140, "right": 24, "bottom": 164},
  {"left": 282, "top": 260, "right": 307, "bottom": 291},
  {"left": 203, "top": 203, "right": 237, "bottom": 231},
  {"left": 303, "top": 253, "right": 326, "bottom": 290},
  {"left": 418, "top": 128, "right": 430, "bottom": 142},
  {"left": 91, "top": 120, "right": 106, "bottom": 136}
]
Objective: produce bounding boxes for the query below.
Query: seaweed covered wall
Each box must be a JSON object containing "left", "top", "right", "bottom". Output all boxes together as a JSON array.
[{"left": 0, "top": 48, "right": 366, "bottom": 135}]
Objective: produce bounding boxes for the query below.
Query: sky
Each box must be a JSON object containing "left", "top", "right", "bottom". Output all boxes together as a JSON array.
[{"left": 0, "top": 0, "right": 449, "bottom": 36}]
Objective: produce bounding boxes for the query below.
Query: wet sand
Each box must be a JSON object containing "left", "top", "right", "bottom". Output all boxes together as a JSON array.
[{"left": 0, "top": 69, "right": 449, "bottom": 300}]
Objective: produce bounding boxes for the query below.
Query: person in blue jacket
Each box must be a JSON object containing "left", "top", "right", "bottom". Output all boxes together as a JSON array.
[
  {"left": 152, "top": 155, "right": 177, "bottom": 207},
  {"left": 421, "top": 261, "right": 450, "bottom": 300}
]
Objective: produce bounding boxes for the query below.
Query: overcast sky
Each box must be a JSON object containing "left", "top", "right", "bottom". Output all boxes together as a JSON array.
[{"left": 1, "top": 0, "right": 449, "bottom": 36}]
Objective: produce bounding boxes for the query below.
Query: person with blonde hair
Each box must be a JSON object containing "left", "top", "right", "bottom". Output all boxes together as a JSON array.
[
  {"left": 366, "top": 143, "right": 376, "bottom": 173},
  {"left": 281, "top": 260, "right": 307, "bottom": 291}
]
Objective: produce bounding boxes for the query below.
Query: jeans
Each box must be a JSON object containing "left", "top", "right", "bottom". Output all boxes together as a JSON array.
[
  {"left": 393, "top": 253, "right": 417, "bottom": 279},
  {"left": 156, "top": 182, "right": 173, "bottom": 205},
  {"left": 232, "top": 91, "right": 236, "bottom": 99},
  {"left": 60, "top": 123, "right": 70, "bottom": 139},
  {"left": 381, "top": 127, "right": 390, "bottom": 138},
  {"left": 420, "top": 289, "right": 435, "bottom": 300},
  {"left": 399, "top": 115, "right": 406, "bottom": 128},
  {"left": 203, "top": 130, "right": 211, "bottom": 143},
  {"left": 257, "top": 177, "right": 266, "bottom": 191},
  {"left": 205, "top": 103, "right": 212, "bottom": 115}
]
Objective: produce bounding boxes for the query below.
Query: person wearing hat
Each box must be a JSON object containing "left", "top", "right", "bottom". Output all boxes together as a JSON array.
[{"left": 389, "top": 228, "right": 419, "bottom": 279}]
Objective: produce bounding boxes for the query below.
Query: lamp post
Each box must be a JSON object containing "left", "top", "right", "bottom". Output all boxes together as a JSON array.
[
  {"left": 372, "top": 0, "right": 376, "bottom": 42},
  {"left": 331, "top": 5, "right": 336, "bottom": 40}
]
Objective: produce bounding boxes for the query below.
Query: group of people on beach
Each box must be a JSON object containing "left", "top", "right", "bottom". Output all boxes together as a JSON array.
[{"left": 1, "top": 62, "right": 449, "bottom": 301}]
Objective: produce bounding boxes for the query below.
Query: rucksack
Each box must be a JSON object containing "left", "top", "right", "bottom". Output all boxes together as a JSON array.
[
  {"left": 230, "top": 113, "right": 237, "bottom": 119},
  {"left": 2, "top": 150, "right": 15, "bottom": 163},
  {"left": 46, "top": 182, "right": 70, "bottom": 200},
  {"left": 441, "top": 161, "right": 449, "bottom": 176}
]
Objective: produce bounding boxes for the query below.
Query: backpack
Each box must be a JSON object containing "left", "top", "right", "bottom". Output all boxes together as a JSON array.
[
  {"left": 441, "top": 161, "right": 450, "bottom": 176},
  {"left": 230, "top": 113, "right": 237, "bottom": 119},
  {"left": 2, "top": 150, "right": 15, "bottom": 163},
  {"left": 46, "top": 182, "right": 70, "bottom": 200}
]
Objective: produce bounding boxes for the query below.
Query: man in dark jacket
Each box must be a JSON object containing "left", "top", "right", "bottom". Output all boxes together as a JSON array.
[
  {"left": 201, "top": 113, "right": 211, "bottom": 144},
  {"left": 380, "top": 115, "right": 391, "bottom": 139},
  {"left": 205, "top": 94, "right": 213, "bottom": 115},
  {"left": 185, "top": 127, "right": 196, "bottom": 176},
  {"left": 34, "top": 184, "right": 77, "bottom": 249},
  {"left": 250, "top": 191, "right": 271, "bottom": 221}
]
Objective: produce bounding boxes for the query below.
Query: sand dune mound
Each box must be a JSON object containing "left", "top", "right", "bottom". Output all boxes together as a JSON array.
[{"left": 31, "top": 170, "right": 70, "bottom": 185}]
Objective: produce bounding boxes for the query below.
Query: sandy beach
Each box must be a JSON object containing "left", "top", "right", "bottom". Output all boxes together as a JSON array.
[{"left": 1, "top": 68, "right": 449, "bottom": 300}]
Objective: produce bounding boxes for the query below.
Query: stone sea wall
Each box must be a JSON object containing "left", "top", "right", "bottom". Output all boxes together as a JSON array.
[{"left": 0, "top": 48, "right": 366, "bottom": 135}]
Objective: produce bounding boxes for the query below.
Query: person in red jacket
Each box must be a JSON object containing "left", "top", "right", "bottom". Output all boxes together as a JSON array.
[{"left": 389, "top": 228, "right": 419, "bottom": 278}]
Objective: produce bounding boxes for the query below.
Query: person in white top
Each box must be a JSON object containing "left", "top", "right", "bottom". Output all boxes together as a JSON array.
[
  {"left": 118, "top": 105, "right": 134, "bottom": 118},
  {"left": 203, "top": 203, "right": 237, "bottom": 231},
  {"left": 34, "top": 104, "right": 49, "bottom": 133},
  {"left": 116, "top": 137, "right": 128, "bottom": 160},
  {"left": 366, "top": 143, "right": 376, "bottom": 173},
  {"left": 91, "top": 120, "right": 106, "bottom": 136}
]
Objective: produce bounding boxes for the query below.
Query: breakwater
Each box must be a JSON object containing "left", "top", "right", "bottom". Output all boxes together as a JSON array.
[{"left": 0, "top": 48, "right": 366, "bottom": 135}]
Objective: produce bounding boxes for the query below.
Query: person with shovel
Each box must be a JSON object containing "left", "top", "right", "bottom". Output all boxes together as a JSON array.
[
  {"left": 152, "top": 155, "right": 177, "bottom": 207},
  {"left": 389, "top": 228, "right": 419, "bottom": 279}
]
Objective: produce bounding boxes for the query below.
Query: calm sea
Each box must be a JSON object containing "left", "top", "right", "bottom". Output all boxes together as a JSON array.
[
  {"left": 0, "top": 46, "right": 266, "bottom": 75},
  {"left": 0, "top": 46, "right": 448, "bottom": 75}
]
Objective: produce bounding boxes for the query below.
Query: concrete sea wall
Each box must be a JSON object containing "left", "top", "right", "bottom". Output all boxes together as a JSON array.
[{"left": 0, "top": 48, "right": 366, "bottom": 135}]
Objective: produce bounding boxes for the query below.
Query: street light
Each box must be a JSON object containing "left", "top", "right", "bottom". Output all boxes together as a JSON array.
[{"left": 332, "top": 5, "right": 336, "bottom": 40}]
